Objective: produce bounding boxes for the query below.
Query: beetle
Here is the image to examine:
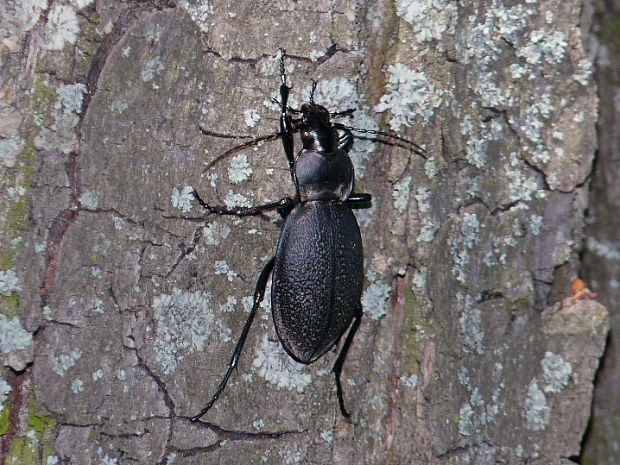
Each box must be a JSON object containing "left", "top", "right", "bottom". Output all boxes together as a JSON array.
[{"left": 190, "top": 50, "right": 424, "bottom": 422}]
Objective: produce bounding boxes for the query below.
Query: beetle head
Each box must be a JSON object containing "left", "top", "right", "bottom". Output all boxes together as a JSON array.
[{"left": 300, "top": 103, "right": 339, "bottom": 154}]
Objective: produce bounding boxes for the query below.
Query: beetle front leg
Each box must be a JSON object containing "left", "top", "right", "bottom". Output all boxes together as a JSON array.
[
  {"left": 192, "top": 189, "right": 295, "bottom": 217},
  {"left": 336, "top": 124, "right": 354, "bottom": 153},
  {"left": 191, "top": 256, "right": 276, "bottom": 422},
  {"left": 333, "top": 304, "right": 362, "bottom": 419}
]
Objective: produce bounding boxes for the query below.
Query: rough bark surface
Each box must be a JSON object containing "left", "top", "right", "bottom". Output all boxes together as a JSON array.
[
  {"left": 0, "top": 1, "right": 611, "bottom": 464},
  {"left": 580, "top": 0, "right": 620, "bottom": 463}
]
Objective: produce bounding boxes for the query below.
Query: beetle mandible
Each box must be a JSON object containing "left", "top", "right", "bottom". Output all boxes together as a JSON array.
[{"left": 191, "top": 50, "right": 422, "bottom": 422}]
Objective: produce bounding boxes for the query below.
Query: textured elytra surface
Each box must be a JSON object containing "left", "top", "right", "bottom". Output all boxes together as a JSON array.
[
  {"left": 272, "top": 202, "right": 363, "bottom": 363},
  {"left": 0, "top": 0, "right": 612, "bottom": 464}
]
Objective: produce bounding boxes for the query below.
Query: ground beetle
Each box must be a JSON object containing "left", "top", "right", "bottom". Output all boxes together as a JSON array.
[{"left": 190, "top": 50, "right": 423, "bottom": 422}]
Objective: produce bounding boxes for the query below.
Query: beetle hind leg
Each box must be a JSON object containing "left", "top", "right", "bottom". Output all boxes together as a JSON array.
[
  {"left": 191, "top": 256, "right": 275, "bottom": 422},
  {"left": 333, "top": 304, "right": 362, "bottom": 419}
]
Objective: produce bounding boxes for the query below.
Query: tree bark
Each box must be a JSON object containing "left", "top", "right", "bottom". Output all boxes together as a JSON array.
[
  {"left": 580, "top": 0, "right": 620, "bottom": 463},
  {"left": 0, "top": 0, "right": 610, "bottom": 464}
]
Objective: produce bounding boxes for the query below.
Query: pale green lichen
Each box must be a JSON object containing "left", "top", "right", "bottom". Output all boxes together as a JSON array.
[
  {"left": 0, "top": 0, "right": 47, "bottom": 55},
  {"left": 228, "top": 154, "right": 252, "bottom": 184},
  {"left": 152, "top": 289, "right": 215, "bottom": 375},
  {"left": 361, "top": 268, "right": 392, "bottom": 320},
  {"left": 504, "top": 152, "right": 542, "bottom": 202},
  {"left": 518, "top": 30, "right": 568, "bottom": 66},
  {"left": 0, "top": 269, "right": 21, "bottom": 296},
  {"left": 44, "top": 4, "right": 80, "bottom": 50},
  {"left": 392, "top": 176, "right": 412, "bottom": 213},
  {"left": 0, "top": 314, "right": 32, "bottom": 353},
  {"left": 529, "top": 214, "right": 543, "bottom": 235},
  {"left": 449, "top": 213, "right": 481, "bottom": 282},
  {"left": 424, "top": 157, "right": 438, "bottom": 178},
  {"left": 92, "top": 298, "right": 105, "bottom": 313},
  {"left": 34, "top": 83, "right": 87, "bottom": 154},
  {"left": 541, "top": 351, "right": 572, "bottom": 393},
  {"left": 141, "top": 57, "right": 165, "bottom": 83},
  {"left": 460, "top": 114, "right": 504, "bottom": 168},
  {"left": 417, "top": 220, "right": 438, "bottom": 242},
  {"left": 96, "top": 446, "right": 119, "bottom": 465},
  {"left": 214, "top": 260, "right": 237, "bottom": 282},
  {"left": 51, "top": 348, "right": 82, "bottom": 376},
  {"left": 414, "top": 186, "right": 431, "bottom": 213},
  {"left": 79, "top": 190, "right": 99, "bottom": 210},
  {"left": 320, "top": 429, "right": 334, "bottom": 443},
  {"left": 374, "top": 64, "right": 442, "bottom": 131},
  {"left": 458, "top": 388, "right": 484, "bottom": 436},
  {"left": 243, "top": 109, "right": 260, "bottom": 128},
  {"left": 223, "top": 190, "right": 251, "bottom": 209},
  {"left": 395, "top": 0, "right": 457, "bottom": 42},
  {"left": 0, "top": 136, "right": 24, "bottom": 168},
  {"left": 458, "top": 293, "right": 484, "bottom": 355},
  {"left": 70, "top": 378, "right": 84, "bottom": 393},
  {"left": 401, "top": 374, "right": 419, "bottom": 388},
  {"left": 0, "top": 377, "right": 11, "bottom": 417},
  {"left": 524, "top": 378, "right": 549, "bottom": 431},
  {"left": 203, "top": 221, "right": 231, "bottom": 246},
  {"left": 171, "top": 186, "right": 194, "bottom": 213},
  {"left": 252, "top": 334, "right": 311, "bottom": 392},
  {"left": 178, "top": 0, "right": 213, "bottom": 34}
]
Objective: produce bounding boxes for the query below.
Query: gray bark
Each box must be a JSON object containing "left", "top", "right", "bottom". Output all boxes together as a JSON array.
[
  {"left": 0, "top": 1, "right": 610, "bottom": 464},
  {"left": 580, "top": 0, "right": 620, "bottom": 463}
]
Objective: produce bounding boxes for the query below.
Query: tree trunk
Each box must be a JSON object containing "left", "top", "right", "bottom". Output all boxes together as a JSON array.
[
  {"left": 580, "top": 0, "right": 620, "bottom": 463},
  {"left": 0, "top": 1, "right": 610, "bottom": 464}
]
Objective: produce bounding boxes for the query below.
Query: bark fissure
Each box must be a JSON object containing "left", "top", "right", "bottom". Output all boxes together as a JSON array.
[{"left": 0, "top": 369, "right": 32, "bottom": 465}]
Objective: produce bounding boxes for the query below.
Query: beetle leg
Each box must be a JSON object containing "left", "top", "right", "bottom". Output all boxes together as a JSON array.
[
  {"left": 345, "top": 193, "right": 372, "bottom": 204},
  {"left": 335, "top": 124, "right": 354, "bottom": 153},
  {"left": 192, "top": 189, "right": 295, "bottom": 217},
  {"left": 333, "top": 305, "right": 362, "bottom": 418},
  {"left": 191, "top": 256, "right": 276, "bottom": 422},
  {"left": 276, "top": 197, "right": 296, "bottom": 219},
  {"left": 330, "top": 108, "right": 355, "bottom": 119},
  {"left": 279, "top": 50, "right": 296, "bottom": 171}
]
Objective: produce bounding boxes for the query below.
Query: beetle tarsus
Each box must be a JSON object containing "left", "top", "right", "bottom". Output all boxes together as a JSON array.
[{"left": 333, "top": 306, "right": 362, "bottom": 419}]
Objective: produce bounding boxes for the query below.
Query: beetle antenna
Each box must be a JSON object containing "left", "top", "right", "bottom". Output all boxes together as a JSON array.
[
  {"left": 271, "top": 98, "right": 302, "bottom": 114},
  {"left": 201, "top": 132, "right": 282, "bottom": 173},
  {"left": 279, "top": 48, "right": 287, "bottom": 86},
  {"left": 340, "top": 125, "right": 427, "bottom": 158},
  {"left": 309, "top": 80, "right": 318, "bottom": 104}
]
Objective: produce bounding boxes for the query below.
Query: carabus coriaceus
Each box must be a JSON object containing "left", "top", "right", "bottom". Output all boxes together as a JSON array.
[{"left": 190, "top": 50, "right": 424, "bottom": 422}]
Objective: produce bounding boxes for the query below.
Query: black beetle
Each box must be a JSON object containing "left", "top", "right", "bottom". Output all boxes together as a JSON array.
[{"left": 190, "top": 50, "right": 423, "bottom": 422}]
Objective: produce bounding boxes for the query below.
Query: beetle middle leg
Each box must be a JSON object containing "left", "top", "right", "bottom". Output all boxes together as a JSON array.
[
  {"left": 346, "top": 193, "right": 372, "bottom": 204},
  {"left": 191, "top": 189, "right": 295, "bottom": 217},
  {"left": 191, "top": 256, "right": 276, "bottom": 422}
]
